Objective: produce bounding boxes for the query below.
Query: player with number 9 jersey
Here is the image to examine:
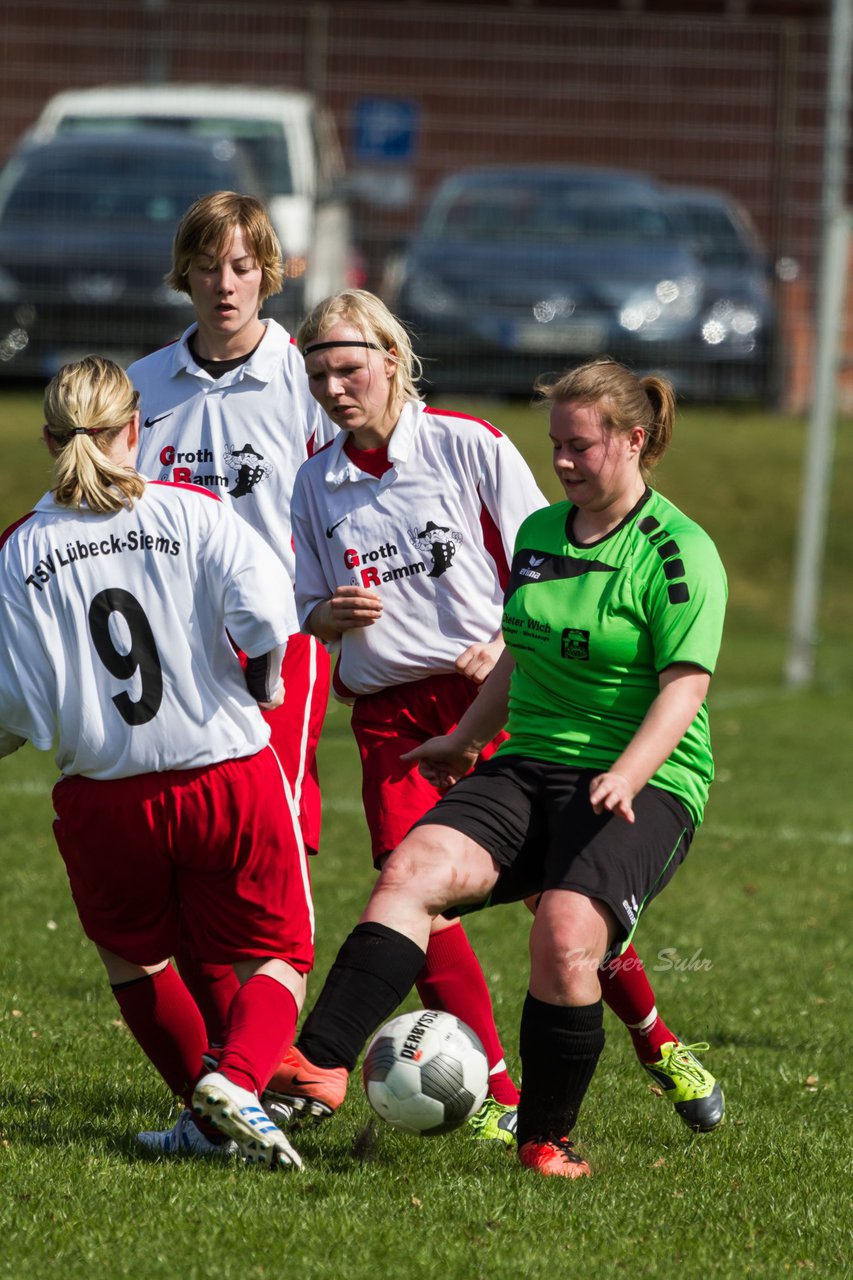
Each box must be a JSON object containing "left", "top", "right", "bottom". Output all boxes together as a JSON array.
[{"left": 0, "top": 356, "right": 312, "bottom": 1170}]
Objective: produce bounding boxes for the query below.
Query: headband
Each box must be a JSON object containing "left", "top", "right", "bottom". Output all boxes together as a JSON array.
[{"left": 302, "top": 340, "right": 381, "bottom": 357}]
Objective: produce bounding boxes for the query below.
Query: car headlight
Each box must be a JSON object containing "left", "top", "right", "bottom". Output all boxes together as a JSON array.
[
  {"left": 619, "top": 276, "right": 701, "bottom": 333},
  {"left": 404, "top": 273, "right": 459, "bottom": 318},
  {"left": 700, "top": 298, "right": 761, "bottom": 346}
]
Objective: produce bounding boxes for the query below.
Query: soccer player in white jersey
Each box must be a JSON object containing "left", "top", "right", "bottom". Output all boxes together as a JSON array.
[
  {"left": 0, "top": 357, "right": 313, "bottom": 1169},
  {"left": 128, "top": 192, "right": 335, "bottom": 1058},
  {"left": 271, "top": 291, "right": 724, "bottom": 1142}
]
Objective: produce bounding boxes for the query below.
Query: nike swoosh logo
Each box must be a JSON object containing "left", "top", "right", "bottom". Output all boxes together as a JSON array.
[
  {"left": 326, "top": 517, "right": 348, "bottom": 538},
  {"left": 144, "top": 412, "right": 173, "bottom": 429},
  {"left": 289, "top": 1074, "right": 326, "bottom": 1091}
]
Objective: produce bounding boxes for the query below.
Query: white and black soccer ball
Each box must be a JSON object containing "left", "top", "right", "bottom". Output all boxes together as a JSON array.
[{"left": 361, "top": 1009, "right": 489, "bottom": 1136}]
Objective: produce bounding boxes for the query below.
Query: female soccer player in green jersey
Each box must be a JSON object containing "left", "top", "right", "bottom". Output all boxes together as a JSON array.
[{"left": 271, "top": 356, "right": 728, "bottom": 1179}]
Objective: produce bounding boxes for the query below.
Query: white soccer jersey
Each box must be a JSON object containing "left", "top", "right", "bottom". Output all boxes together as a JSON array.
[
  {"left": 130, "top": 319, "right": 337, "bottom": 581},
  {"left": 0, "top": 482, "right": 298, "bottom": 779},
  {"left": 291, "top": 400, "right": 548, "bottom": 695}
]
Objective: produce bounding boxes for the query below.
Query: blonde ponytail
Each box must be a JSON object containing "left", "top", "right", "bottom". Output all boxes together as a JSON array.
[{"left": 44, "top": 356, "right": 145, "bottom": 514}]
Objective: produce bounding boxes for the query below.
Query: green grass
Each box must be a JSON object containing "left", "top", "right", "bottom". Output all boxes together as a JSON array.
[{"left": 0, "top": 390, "right": 850, "bottom": 1278}]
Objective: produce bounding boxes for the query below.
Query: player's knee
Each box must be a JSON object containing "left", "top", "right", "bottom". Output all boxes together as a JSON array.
[{"left": 374, "top": 833, "right": 457, "bottom": 910}]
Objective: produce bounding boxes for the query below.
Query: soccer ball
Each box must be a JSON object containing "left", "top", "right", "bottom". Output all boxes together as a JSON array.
[{"left": 361, "top": 1009, "right": 489, "bottom": 1136}]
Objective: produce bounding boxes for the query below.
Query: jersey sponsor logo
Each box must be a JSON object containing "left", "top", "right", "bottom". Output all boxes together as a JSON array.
[
  {"left": 339, "top": 515, "right": 463, "bottom": 590},
  {"left": 224, "top": 441, "right": 272, "bottom": 498},
  {"left": 561, "top": 627, "right": 590, "bottom": 660},
  {"left": 504, "top": 547, "right": 618, "bottom": 603},
  {"left": 144, "top": 412, "right": 173, "bottom": 428},
  {"left": 408, "top": 519, "right": 463, "bottom": 579},
  {"left": 344, "top": 540, "right": 426, "bottom": 588},
  {"left": 326, "top": 516, "right": 348, "bottom": 537},
  {"left": 158, "top": 439, "right": 272, "bottom": 499}
]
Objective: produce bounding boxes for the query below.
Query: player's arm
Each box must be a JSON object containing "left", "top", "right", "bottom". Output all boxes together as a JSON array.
[
  {"left": 454, "top": 636, "right": 504, "bottom": 685},
  {"left": 589, "top": 662, "right": 710, "bottom": 824},
  {"left": 403, "top": 648, "right": 515, "bottom": 790},
  {"left": 243, "top": 644, "right": 288, "bottom": 709},
  {"left": 291, "top": 467, "right": 381, "bottom": 639},
  {"left": 305, "top": 586, "right": 383, "bottom": 641}
]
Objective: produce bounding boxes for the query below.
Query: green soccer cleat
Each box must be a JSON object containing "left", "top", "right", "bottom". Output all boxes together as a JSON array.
[
  {"left": 642, "top": 1041, "right": 725, "bottom": 1132},
  {"left": 467, "top": 1096, "right": 518, "bottom": 1146}
]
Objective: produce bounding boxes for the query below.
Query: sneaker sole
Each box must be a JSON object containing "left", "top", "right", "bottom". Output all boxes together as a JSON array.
[
  {"left": 269, "top": 1092, "right": 338, "bottom": 1124},
  {"left": 193, "top": 1082, "right": 302, "bottom": 1170}
]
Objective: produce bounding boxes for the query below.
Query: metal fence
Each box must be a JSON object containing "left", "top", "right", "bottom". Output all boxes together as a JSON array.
[{"left": 0, "top": 0, "right": 848, "bottom": 408}]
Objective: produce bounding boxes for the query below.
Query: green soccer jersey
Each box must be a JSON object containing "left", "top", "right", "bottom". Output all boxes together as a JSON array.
[{"left": 497, "top": 488, "right": 727, "bottom": 825}]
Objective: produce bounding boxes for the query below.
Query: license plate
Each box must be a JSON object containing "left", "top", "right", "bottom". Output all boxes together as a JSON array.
[{"left": 514, "top": 322, "right": 606, "bottom": 353}]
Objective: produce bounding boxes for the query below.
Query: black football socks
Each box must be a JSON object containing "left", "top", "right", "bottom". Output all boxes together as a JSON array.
[
  {"left": 298, "top": 921, "right": 427, "bottom": 1070},
  {"left": 516, "top": 993, "right": 605, "bottom": 1146}
]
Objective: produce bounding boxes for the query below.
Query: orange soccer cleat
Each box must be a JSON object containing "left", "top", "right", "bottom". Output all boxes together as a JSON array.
[
  {"left": 263, "top": 1044, "right": 349, "bottom": 1124},
  {"left": 517, "top": 1135, "right": 591, "bottom": 1179}
]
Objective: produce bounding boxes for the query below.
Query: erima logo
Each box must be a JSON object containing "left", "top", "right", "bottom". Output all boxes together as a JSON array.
[
  {"left": 326, "top": 516, "right": 348, "bottom": 538},
  {"left": 519, "top": 568, "right": 541, "bottom": 580},
  {"left": 528, "top": 554, "right": 545, "bottom": 567},
  {"left": 622, "top": 894, "right": 640, "bottom": 925},
  {"left": 144, "top": 412, "right": 173, "bottom": 429}
]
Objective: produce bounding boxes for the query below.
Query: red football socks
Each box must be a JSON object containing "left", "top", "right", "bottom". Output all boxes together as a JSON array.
[
  {"left": 173, "top": 950, "right": 240, "bottom": 1051},
  {"left": 599, "top": 944, "right": 676, "bottom": 1062},
  {"left": 416, "top": 922, "right": 519, "bottom": 1106},
  {"left": 216, "top": 975, "right": 299, "bottom": 1096},
  {"left": 111, "top": 963, "right": 207, "bottom": 1108}
]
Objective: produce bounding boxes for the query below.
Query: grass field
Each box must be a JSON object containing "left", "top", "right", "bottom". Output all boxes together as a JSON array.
[{"left": 0, "top": 388, "right": 850, "bottom": 1279}]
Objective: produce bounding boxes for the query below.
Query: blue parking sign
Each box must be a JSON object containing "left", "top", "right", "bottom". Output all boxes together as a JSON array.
[{"left": 352, "top": 98, "right": 419, "bottom": 162}]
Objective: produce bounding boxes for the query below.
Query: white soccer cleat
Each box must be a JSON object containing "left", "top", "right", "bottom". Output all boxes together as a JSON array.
[
  {"left": 192, "top": 1071, "right": 303, "bottom": 1171},
  {"left": 136, "top": 1107, "right": 238, "bottom": 1160}
]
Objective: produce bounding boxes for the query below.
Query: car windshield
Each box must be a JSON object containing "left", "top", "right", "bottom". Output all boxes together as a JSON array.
[
  {"left": 422, "top": 181, "right": 673, "bottom": 243},
  {"left": 668, "top": 202, "right": 757, "bottom": 267},
  {"left": 0, "top": 150, "right": 233, "bottom": 225},
  {"left": 59, "top": 114, "right": 293, "bottom": 196}
]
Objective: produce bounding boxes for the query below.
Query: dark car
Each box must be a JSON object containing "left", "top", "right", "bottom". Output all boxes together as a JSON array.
[
  {"left": 661, "top": 184, "right": 778, "bottom": 400},
  {"left": 388, "top": 165, "right": 710, "bottom": 397},
  {"left": 0, "top": 130, "right": 279, "bottom": 378}
]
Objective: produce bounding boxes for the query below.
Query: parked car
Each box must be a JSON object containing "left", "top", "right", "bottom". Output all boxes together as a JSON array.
[
  {"left": 661, "top": 183, "right": 778, "bottom": 400},
  {"left": 387, "top": 164, "right": 773, "bottom": 401},
  {"left": 29, "top": 83, "right": 359, "bottom": 321},
  {"left": 0, "top": 129, "right": 275, "bottom": 378},
  {"left": 386, "top": 165, "right": 709, "bottom": 397}
]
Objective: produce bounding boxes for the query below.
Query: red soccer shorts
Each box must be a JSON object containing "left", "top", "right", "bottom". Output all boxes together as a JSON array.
[
  {"left": 52, "top": 747, "right": 314, "bottom": 971},
  {"left": 350, "top": 671, "right": 508, "bottom": 862}
]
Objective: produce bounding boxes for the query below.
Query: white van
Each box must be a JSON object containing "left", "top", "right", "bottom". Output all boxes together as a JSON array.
[{"left": 31, "top": 83, "right": 357, "bottom": 324}]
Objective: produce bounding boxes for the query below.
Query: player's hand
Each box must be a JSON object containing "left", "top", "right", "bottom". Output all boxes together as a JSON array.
[
  {"left": 589, "top": 771, "right": 636, "bottom": 824},
  {"left": 258, "top": 678, "right": 285, "bottom": 711},
  {"left": 455, "top": 639, "right": 503, "bottom": 685},
  {"left": 326, "top": 585, "right": 383, "bottom": 631},
  {"left": 401, "top": 735, "right": 479, "bottom": 793}
]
